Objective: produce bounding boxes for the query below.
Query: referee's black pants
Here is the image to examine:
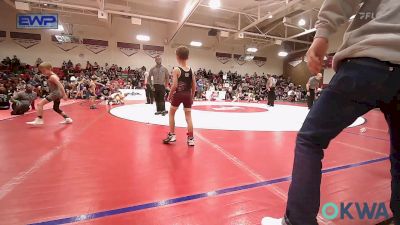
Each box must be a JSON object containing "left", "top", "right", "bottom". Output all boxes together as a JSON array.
[
  {"left": 267, "top": 87, "right": 276, "bottom": 106},
  {"left": 307, "top": 89, "right": 316, "bottom": 109},
  {"left": 145, "top": 84, "right": 154, "bottom": 104},
  {"left": 154, "top": 84, "right": 166, "bottom": 112}
]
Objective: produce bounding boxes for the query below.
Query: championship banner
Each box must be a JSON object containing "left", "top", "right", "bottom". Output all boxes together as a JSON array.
[
  {"left": 289, "top": 56, "right": 303, "bottom": 67},
  {"left": 233, "top": 54, "right": 246, "bottom": 65},
  {"left": 51, "top": 35, "right": 80, "bottom": 52},
  {"left": 143, "top": 45, "right": 164, "bottom": 58},
  {"left": 0, "top": 31, "right": 5, "bottom": 43},
  {"left": 82, "top": 38, "right": 108, "bottom": 54},
  {"left": 253, "top": 56, "right": 267, "bottom": 67},
  {"left": 10, "top": 32, "right": 41, "bottom": 49},
  {"left": 117, "top": 42, "right": 140, "bottom": 56},
  {"left": 324, "top": 53, "right": 335, "bottom": 68},
  {"left": 216, "top": 52, "right": 232, "bottom": 64}
]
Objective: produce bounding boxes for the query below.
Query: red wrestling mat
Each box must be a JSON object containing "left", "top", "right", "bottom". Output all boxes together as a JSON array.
[{"left": 0, "top": 102, "right": 392, "bottom": 225}]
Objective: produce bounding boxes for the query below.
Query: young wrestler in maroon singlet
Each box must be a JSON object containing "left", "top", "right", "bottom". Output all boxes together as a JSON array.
[{"left": 163, "top": 46, "right": 196, "bottom": 146}]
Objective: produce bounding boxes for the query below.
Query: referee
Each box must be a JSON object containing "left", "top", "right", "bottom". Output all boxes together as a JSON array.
[
  {"left": 306, "top": 73, "right": 322, "bottom": 109},
  {"left": 149, "top": 56, "right": 169, "bottom": 115},
  {"left": 267, "top": 75, "right": 277, "bottom": 107}
]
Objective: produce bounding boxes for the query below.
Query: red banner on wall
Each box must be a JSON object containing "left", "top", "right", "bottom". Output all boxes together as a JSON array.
[
  {"left": 143, "top": 45, "right": 164, "bottom": 58},
  {"left": 51, "top": 35, "right": 80, "bottom": 52},
  {"left": 82, "top": 38, "right": 108, "bottom": 54},
  {"left": 233, "top": 54, "right": 246, "bottom": 65},
  {"left": 253, "top": 56, "right": 267, "bottom": 67},
  {"left": 117, "top": 42, "right": 140, "bottom": 56},
  {"left": 216, "top": 52, "right": 232, "bottom": 64},
  {"left": 10, "top": 32, "right": 41, "bottom": 49},
  {"left": 288, "top": 56, "right": 303, "bottom": 67}
]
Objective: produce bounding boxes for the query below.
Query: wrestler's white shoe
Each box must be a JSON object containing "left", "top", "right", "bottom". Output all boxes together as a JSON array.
[
  {"left": 261, "top": 217, "right": 285, "bottom": 225},
  {"left": 60, "top": 118, "right": 73, "bottom": 124},
  {"left": 187, "top": 136, "right": 195, "bottom": 146},
  {"left": 26, "top": 118, "right": 44, "bottom": 125}
]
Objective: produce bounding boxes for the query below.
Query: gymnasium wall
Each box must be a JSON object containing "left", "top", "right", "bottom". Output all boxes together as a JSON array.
[
  {"left": 283, "top": 50, "right": 309, "bottom": 87},
  {"left": 0, "top": 4, "right": 283, "bottom": 75}
]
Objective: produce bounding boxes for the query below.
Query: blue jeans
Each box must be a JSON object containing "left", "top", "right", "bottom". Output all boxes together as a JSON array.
[{"left": 285, "top": 58, "right": 400, "bottom": 225}]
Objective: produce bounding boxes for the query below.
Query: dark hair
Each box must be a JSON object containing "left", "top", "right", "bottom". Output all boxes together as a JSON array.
[{"left": 176, "top": 46, "right": 189, "bottom": 60}]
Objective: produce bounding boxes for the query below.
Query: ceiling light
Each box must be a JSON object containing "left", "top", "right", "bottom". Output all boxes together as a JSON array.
[
  {"left": 136, "top": 34, "right": 150, "bottom": 41},
  {"left": 190, "top": 41, "right": 202, "bottom": 47},
  {"left": 209, "top": 0, "right": 220, "bottom": 9},
  {"left": 43, "top": 3, "right": 48, "bottom": 6},
  {"left": 246, "top": 47, "right": 258, "bottom": 53},
  {"left": 278, "top": 51, "right": 288, "bottom": 57},
  {"left": 268, "top": 14, "right": 273, "bottom": 19},
  {"left": 298, "top": 19, "right": 306, "bottom": 26}
]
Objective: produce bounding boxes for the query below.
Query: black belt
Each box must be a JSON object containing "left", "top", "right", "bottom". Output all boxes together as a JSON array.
[{"left": 346, "top": 57, "right": 400, "bottom": 72}]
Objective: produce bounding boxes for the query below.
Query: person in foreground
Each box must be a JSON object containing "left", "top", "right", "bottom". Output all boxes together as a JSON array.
[
  {"left": 262, "top": 0, "right": 400, "bottom": 224},
  {"left": 163, "top": 46, "right": 196, "bottom": 146},
  {"left": 27, "top": 62, "right": 73, "bottom": 125}
]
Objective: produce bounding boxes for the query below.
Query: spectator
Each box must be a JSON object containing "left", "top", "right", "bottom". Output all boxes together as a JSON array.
[
  {"left": 35, "top": 58, "right": 43, "bottom": 67},
  {"left": 86, "top": 61, "right": 92, "bottom": 70},
  {"left": 0, "top": 87, "right": 10, "bottom": 110},
  {"left": 196, "top": 78, "right": 204, "bottom": 100},
  {"left": 1, "top": 57, "right": 11, "bottom": 67},
  {"left": 10, "top": 84, "right": 37, "bottom": 115}
]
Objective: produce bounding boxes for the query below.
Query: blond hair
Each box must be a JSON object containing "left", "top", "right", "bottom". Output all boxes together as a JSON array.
[{"left": 39, "top": 62, "right": 53, "bottom": 70}]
